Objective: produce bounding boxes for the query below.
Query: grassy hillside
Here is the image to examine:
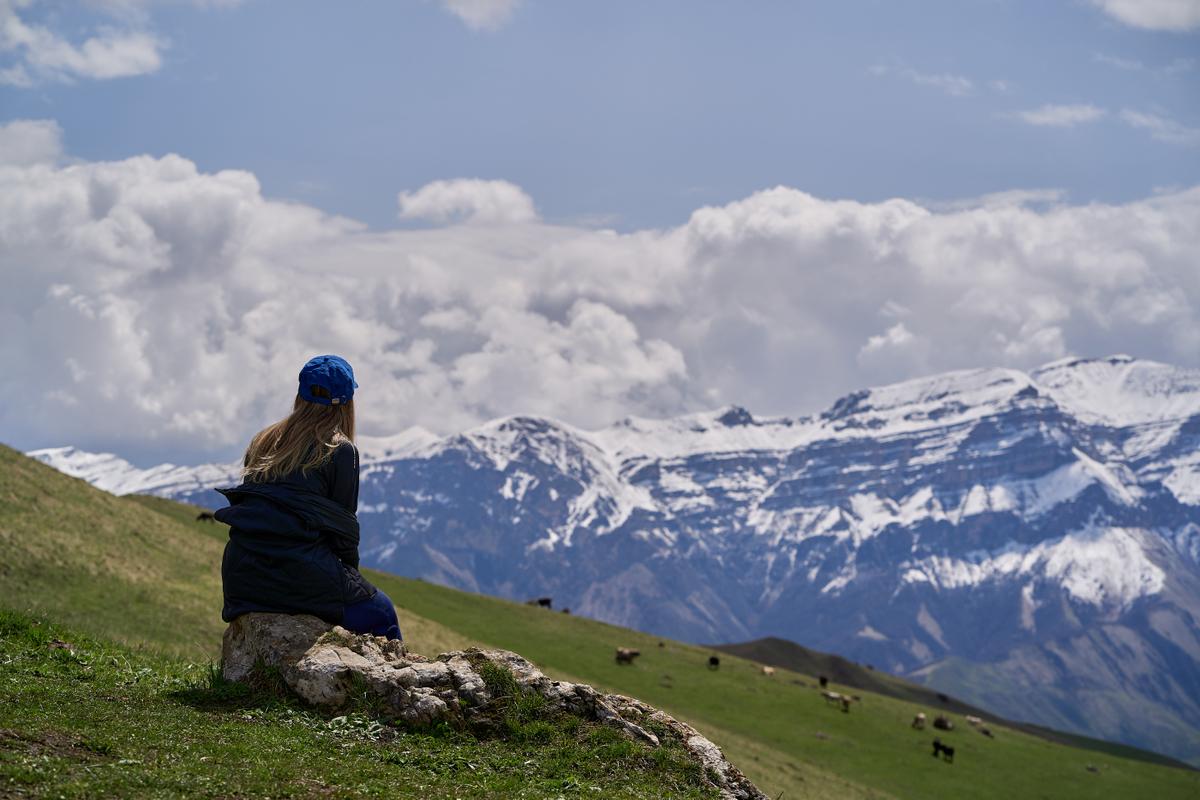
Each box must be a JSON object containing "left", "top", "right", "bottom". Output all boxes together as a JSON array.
[
  {"left": 0, "top": 609, "right": 715, "bottom": 799},
  {"left": 2, "top": 442, "right": 1198, "bottom": 799},
  {"left": 0, "top": 445, "right": 477, "bottom": 661}
]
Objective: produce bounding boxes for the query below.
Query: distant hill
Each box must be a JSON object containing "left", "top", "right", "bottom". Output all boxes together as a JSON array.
[
  {"left": 3, "top": 442, "right": 1200, "bottom": 798},
  {"left": 712, "top": 636, "right": 1194, "bottom": 772}
]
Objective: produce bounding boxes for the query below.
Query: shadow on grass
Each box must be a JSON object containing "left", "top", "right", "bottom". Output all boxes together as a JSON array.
[{"left": 167, "top": 662, "right": 300, "bottom": 713}]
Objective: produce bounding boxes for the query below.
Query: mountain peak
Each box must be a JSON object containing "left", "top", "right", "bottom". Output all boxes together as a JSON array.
[
  {"left": 358, "top": 427, "right": 441, "bottom": 462},
  {"left": 715, "top": 405, "right": 757, "bottom": 427},
  {"left": 1032, "top": 355, "right": 1200, "bottom": 425}
]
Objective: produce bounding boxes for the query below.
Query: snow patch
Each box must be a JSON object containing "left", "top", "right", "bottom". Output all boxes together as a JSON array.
[
  {"left": 902, "top": 525, "right": 1164, "bottom": 610},
  {"left": 1020, "top": 583, "right": 1039, "bottom": 632},
  {"left": 1034, "top": 356, "right": 1200, "bottom": 426}
]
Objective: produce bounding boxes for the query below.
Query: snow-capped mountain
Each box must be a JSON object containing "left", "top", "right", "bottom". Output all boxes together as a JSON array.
[{"left": 28, "top": 355, "right": 1200, "bottom": 763}]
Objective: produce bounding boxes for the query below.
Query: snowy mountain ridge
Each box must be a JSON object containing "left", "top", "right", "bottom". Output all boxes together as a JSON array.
[{"left": 32, "top": 354, "right": 1200, "bottom": 493}]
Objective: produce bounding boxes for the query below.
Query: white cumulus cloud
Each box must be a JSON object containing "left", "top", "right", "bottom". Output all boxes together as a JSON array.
[
  {"left": 3, "top": 119, "right": 1200, "bottom": 464},
  {"left": 0, "top": 0, "right": 165, "bottom": 85},
  {"left": 398, "top": 178, "right": 539, "bottom": 224},
  {"left": 1089, "top": 0, "right": 1200, "bottom": 31},
  {"left": 0, "top": 117, "right": 61, "bottom": 164}
]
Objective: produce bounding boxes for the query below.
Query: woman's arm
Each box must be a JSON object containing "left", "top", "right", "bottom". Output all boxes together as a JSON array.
[
  {"left": 326, "top": 440, "right": 361, "bottom": 567},
  {"left": 329, "top": 440, "right": 360, "bottom": 514}
]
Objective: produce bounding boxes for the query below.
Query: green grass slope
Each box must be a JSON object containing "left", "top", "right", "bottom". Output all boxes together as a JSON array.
[
  {"left": 0, "top": 444, "right": 478, "bottom": 660},
  {"left": 0, "top": 445, "right": 226, "bottom": 658},
  {"left": 3, "top": 443, "right": 1198, "bottom": 799},
  {"left": 0, "top": 609, "right": 715, "bottom": 799}
]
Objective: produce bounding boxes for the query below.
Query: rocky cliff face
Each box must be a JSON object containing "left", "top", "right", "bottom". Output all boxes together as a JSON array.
[{"left": 31, "top": 355, "right": 1200, "bottom": 763}]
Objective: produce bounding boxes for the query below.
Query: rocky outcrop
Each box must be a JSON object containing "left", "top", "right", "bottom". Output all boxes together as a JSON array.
[{"left": 221, "top": 613, "right": 767, "bottom": 800}]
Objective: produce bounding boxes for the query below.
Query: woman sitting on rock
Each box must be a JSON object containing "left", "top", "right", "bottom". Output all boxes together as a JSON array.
[{"left": 215, "top": 354, "right": 402, "bottom": 641}]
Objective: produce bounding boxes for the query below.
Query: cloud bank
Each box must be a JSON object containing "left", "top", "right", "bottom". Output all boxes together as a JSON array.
[{"left": 2, "top": 119, "right": 1199, "bottom": 463}]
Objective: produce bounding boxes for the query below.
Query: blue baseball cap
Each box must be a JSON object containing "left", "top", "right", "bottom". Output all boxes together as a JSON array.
[{"left": 299, "top": 355, "right": 358, "bottom": 406}]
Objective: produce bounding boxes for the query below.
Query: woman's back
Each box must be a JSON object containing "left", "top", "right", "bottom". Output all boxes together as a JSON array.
[
  {"left": 272, "top": 439, "right": 359, "bottom": 514},
  {"left": 218, "top": 435, "right": 365, "bottom": 624}
]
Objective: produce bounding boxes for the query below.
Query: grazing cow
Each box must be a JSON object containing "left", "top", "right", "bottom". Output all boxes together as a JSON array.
[
  {"left": 761, "top": 666, "right": 776, "bottom": 677},
  {"left": 536, "top": 597, "right": 553, "bottom": 609},
  {"left": 615, "top": 647, "right": 640, "bottom": 665},
  {"left": 911, "top": 713, "right": 927, "bottom": 730},
  {"left": 708, "top": 655, "right": 720, "bottom": 670},
  {"left": 658, "top": 641, "right": 665, "bottom": 648},
  {"left": 561, "top": 608, "right": 570, "bottom": 614},
  {"left": 965, "top": 715, "right": 983, "bottom": 726},
  {"left": 978, "top": 726, "right": 994, "bottom": 739},
  {"left": 196, "top": 512, "right": 216, "bottom": 523},
  {"left": 818, "top": 675, "right": 829, "bottom": 689},
  {"left": 821, "top": 690, "right": 847, "bottom": 712},
  {"left": 933, "top": 715, "right": 954, "bottom": 731},
  {"left": 932, "top": 739, "right": 955, "bottom": 763}
]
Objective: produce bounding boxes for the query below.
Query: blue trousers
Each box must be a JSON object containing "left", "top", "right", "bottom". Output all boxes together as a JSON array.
[{"left": 342, "top": 589, "right": 402, "bottom": 641}]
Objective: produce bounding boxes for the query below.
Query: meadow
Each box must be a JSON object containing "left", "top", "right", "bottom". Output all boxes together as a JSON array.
[{"left": 2, "top": 443, "right": 1197, "bottom": 799}]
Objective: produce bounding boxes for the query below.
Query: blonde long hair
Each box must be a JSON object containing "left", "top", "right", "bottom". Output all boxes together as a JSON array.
[{"left": 242, "top": 392, "right": 356, "bottom": 483}]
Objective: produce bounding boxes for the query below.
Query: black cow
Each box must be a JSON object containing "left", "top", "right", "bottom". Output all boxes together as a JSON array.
[{"left": 932, "top": 739, "right": 955, "bottom": 763}]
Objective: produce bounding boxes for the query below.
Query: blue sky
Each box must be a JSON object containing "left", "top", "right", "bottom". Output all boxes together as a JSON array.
[
  {"left": 1, "top": 0, "right": 1199, "bottom": 464},
  {"left": 5, "top": 1, "right": 1197, "bottom": 229}
]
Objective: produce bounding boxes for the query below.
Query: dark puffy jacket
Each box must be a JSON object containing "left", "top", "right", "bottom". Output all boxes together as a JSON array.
[{"left": 216, "top": 444, "right": 377, "bottom": 624}]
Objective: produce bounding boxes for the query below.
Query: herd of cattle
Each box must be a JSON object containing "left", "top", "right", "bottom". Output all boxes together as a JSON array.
[
  {"left": 610, "top": 644, "right": 996, "bottom": 765},
  {"left": 530, "top": 594, "right": 993, "bottom": 769}
]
